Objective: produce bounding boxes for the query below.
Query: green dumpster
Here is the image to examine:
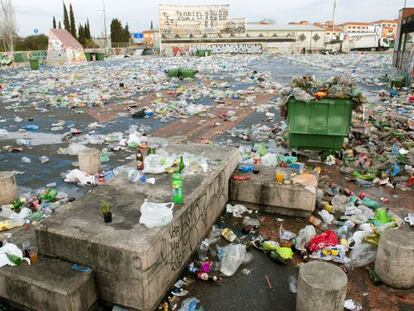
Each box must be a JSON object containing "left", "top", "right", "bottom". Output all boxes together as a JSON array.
[
  {"left": 389, "top": 75, "right": 406, "bottom": 89},
  {"left": 96, "top": 53, "right": 105, "bottom": 61},
  {"left": 288, "top": 98, "right": 353, "bottom": 150},
  {"left": 84, "top": 52, "right": 92, "bottom": 61},
  {"left": 29, "top": 58, "right": 39, "bottom": 70},
  {"left": 166, "top": 68, "right": 180, "bottom": 78},
  {"left": 179, "top": 68, "right": 198, "bottom": 79},
  {"left": 197, "top": 49, "right": 211, "bottom": 57}
]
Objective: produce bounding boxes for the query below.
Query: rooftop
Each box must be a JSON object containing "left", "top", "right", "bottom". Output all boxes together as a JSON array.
[
  {"left": 246, "top": 24, "right": 323, "bottom": 32},
  {"left": 49, "top": 29, "right": 83, "bottom": 49}
]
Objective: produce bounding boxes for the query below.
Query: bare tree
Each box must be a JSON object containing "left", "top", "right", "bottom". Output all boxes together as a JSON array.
[{"left": 0, "top": 0, "right": 18, "bottom": 53}]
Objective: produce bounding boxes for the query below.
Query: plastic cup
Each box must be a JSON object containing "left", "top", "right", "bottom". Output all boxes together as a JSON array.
[
  {"left": 29, "top": 247, "right": 39, "bottom": 264},
  {"left": 275, "top": 170, "right": 285, "bottom": 183},
  {"left": 22, "top": 241, "right": 30, "bottom": 250}
]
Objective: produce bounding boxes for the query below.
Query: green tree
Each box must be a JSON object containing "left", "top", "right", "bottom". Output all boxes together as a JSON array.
[
  {"left": 150, "top": 20, "right": 153, "bottom": 30},
  {"left": 123, "top": 23, "right": 130, "bottom": 42},
  {"left": 14, "top": 34, "right": 49, "bottom": 51},
  {"left": 58, "top": 21, "right": 62, "bottom": 29},
  {"left": 69, "top": 3, "right": 76, "bottom": 37},
  {"left": 63, "top": 2, "right": 70, "bottom": 32},
  {"left": 85, "top": 19, "right": 91, "bottom": 39},
  {"left": 52, "top": 16, "right": 56, "bottom": 29},
  {"left": 110, "top": 18, "right": 122, "bottom": 43},
  {"left": 78, "top": 24, "right": 85, "bottom": 46}
]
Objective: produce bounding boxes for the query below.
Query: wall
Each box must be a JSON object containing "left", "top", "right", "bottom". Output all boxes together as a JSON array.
[{"left": 162, "top": 42, "right": 263, "bottom": 56}]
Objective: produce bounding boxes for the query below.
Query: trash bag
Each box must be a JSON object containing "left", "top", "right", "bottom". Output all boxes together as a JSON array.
[
  {"left": 143, "top": 154, "right": 174, "bottom": 174},
  {"left": 308, "top": 230, "right": 339, "bottom": 252},
  {"left": 295, "top": 225, "right": 316, "bottom": 252},
  {"left": 139, "top": 200, "right": 174, "bottom": 228},
  {"left": 220, "top": 244, "right": 249, "bottom": 277},
  {"left": 348, "top": 243, "right": 377, "bottom": 268},
  {"left": 279, "top": 224, "right": 297, "bottom": 241}
]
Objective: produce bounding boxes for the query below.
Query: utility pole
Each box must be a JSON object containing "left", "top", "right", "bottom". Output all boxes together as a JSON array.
[
  {"left": 404, "top": 0, "right": 407, "bottom": 8},
  {"left": 331, "top": 0, "right": 337, "bottom": 42},
  {"left": 102, "top": 0, "right": 108, "bottom": 53}
]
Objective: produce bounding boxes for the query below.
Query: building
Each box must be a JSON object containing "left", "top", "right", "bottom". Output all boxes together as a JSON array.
[
  {"left": 158, "top": 4, "right": 326, "bottom": 55},
  {"left": 246, "top": 23, "right": 325, "bottom": 52},
  {"left": 142, "top": 29, "right": 161, "bottom": 49},
  {"left": 393, "top": 8, "right": 414, "bottom": 84},
  {"left": 371, "top": 19, "right": 399, "bottom": 40},
  {"left": 47, "top": 29, "right": 86, "bottom": 66},
  {"left": 338, "top": 22, "right": 375, "bottom": 33}
]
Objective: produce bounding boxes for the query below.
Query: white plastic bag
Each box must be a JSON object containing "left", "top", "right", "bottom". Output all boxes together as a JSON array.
[
  {"left": 0, "top": 243, "right": 29, "bottom": 267},
  {"left": 139, "top": 200, "right": 174, "bottom": 228},
  {"left": 295, "top": 225, "right": 316, "bottom": 252},
  {"left": 220, "top": 244, "right": 249, "bottom": 277},
  {"left": 279, "top": 224, "right": 297, "bottom": 240},
  {"left": 143, "top": 154, "right": 174, "bottom": 174}
]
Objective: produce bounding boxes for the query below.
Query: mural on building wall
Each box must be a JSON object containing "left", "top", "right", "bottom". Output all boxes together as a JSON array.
[
  {"left": 47, "top": 29, "right": 86, "bottom": 66},
  {"left": 159, "top": 4, "right": 245, "bottom": 38},
  {"left": 190, "top": 43, "right": 262, "bottom": 54}
]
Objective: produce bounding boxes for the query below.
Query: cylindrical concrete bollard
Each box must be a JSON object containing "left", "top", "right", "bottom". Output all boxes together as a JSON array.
[
  {"left": 0, "top": 171, "right": 18, "bottom": 205},
  {"left": 375, "top": 229, "right": 414, "bottom": 289},
  {"left": 296, "top": 261, "right": 348, "bottom": 311},
  {"left": 78, "top": 148, "right": 101, "bottom": 175}
]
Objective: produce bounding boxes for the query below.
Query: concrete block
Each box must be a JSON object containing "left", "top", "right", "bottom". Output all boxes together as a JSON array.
[
  {"left": 37, "top": 144, "right": 240, "bottom": 310},
  {"left": 78, "top": 148, "right": 101, "bottom": 175},
  {"left": 296, "top": 261, "right": 347, "bottom": 311},
  {"left": 0, "top": 227, "right": 97, "bottom": 311},
  {"left": 0, "top": 171, "right": 17, "bottom": 205},
  {"left": 0, "top": 258, "right": 97, "bottom": 311},
  {"left": 375, "top": 229, "right": 414, "bottom": 289},
  {"left": 230, "top": 166, "right": 316, "bottom": 216}
]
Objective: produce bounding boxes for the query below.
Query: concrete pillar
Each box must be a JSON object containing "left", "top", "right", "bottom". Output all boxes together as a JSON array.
[
  {"left": 375, "top": 229, "right": 414, "bottom": 289},
  {"left": 0, "top": 171, "right": 18, "bottom": 205},
  {"left": 78, "top": 148, "right": 101, "bottom": 175},
  {"left": 296, "top": 261, "right": 347, "bottom": 311}
]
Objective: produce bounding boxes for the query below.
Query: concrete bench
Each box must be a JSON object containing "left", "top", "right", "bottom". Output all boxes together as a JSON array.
[
  {"left": 36, "top": 144, "right": 240, "bottom": 310},
  {"left": 229, "top": 166, "right": 317, "bottom": 217},
  {"left": 0, "top": 227, "right": 96, "bottom": 311}
]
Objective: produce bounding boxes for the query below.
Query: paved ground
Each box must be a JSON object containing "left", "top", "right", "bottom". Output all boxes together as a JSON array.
[{"left": 2, "top": 52, "right": 413, "bottom": 311}]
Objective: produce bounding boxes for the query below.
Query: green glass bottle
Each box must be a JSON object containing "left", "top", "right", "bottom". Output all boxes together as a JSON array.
[
  {"left": 179, "top": 156, "right": 185, "bottom": 173},
  {"left": 172, "top": 172, "right": 183, "bottom": 204}
]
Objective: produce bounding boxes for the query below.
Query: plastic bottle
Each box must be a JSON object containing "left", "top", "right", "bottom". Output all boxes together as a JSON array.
[
  {"left": 288, "top": 276, "right": 298, "bottom": 293},
  {"left": 172, "top": 172, "right": 183, "bottom": 204},
  {"left": 136, "top": 148, "right": 144, "bottom": 171},
  {"left": 198, "top": 241, "right": 209, "bottom": 261}
]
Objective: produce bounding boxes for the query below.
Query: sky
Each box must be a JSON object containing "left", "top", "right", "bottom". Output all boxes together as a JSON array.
[{"left": 13, "top": 0, "right": 410, "bottom": 36}]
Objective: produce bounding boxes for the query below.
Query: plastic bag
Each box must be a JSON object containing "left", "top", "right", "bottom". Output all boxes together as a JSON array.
[
  {"left": 139, "top": 200, "right": 174, "bottom": 228},
  {"left": 226, "top": 204, "right": 248, "bottom": 217},
  {"left": 348, "top": 243, "right": 377, "bottom": 268},
  {"left": 178, "top": 297, "right": 200, "bottom": 311},
  {"left": 318, "top": 210, "right": 334, "bottom": 224},
  {"left": 295, "top": 225, "right": 316, "bottom": 252},
  {"left": 261, "top": 153, "right": 279, "bottom": 166},
  {"left": 308, "top": 230, "right": 339, "bottom": 252},
  {"left": 0, "top": 243, "right": 28, "bottom": 268},
  {"left": 279, "top": 224, "right": 297, "bottom": 241},
  {"left": 220, "top": 244, "right": 248, "bottom": 277},
  {"left": 143, "top": 154, "right": 174, "bottom": 174}
]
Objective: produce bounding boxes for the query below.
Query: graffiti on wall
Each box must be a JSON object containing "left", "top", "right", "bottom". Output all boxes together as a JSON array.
[
  {"left": 160, "top": 4, "right": 245, "bottom": 37},
  {"left": 191, "top": 43, "right": 262, "bottom": 54}
]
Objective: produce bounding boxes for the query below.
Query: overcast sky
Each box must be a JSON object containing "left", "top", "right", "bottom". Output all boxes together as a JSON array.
[{"left": 13, "top": 0, "right": 409, "bottom": 36}]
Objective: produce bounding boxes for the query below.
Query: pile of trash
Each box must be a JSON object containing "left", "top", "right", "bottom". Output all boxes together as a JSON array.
[
  {"left": 0, "top": 187, "right": 72, "bottom": 231},
  {"left": 278, "top": 76, "right": 366, "bottom": 118}
]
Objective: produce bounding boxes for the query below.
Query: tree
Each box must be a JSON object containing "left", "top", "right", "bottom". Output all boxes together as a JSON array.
[
  {"left": 123, "top": 23, "right": 130, "bottom": 42},
  {"left": 78, "top": 24, "right": 85, "bottom": 46},
  {"left": 0, "top": 0, "right": 17, "bottom": 53},
  {"left": 69, "top": 3, "right": 76, "bottom": 37},
  {"left": 53, "top": 16, "right": 56, "bottom": 29},
  {"left": 58, "top": 21, "right": 62, "bottom": 29},
  {"left": 85, "top": 19, "right": 91, "bottom": 39},
  {"left": 150, "top": 20, "right": 153, "bottom": 30},
  {"left": 63, "top": 2, "right": 70, "bottom": 32},
  {"left": 14, "top": 34, "right": 48, "bottom": 51},
  {"left": 110, "top": 18, "right": 122, "bottom": 43}
]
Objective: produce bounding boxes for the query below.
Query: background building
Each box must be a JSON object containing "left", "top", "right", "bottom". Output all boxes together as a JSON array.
[
  {"left": 47, "top": 29, "right": 86, "bottom": 66},
  {"left": 158, "top": 4, "right": 325, "bottom": 55}
]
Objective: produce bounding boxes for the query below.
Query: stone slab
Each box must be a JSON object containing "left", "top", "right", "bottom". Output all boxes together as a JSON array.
[
  {"left": 36, "top": 144, "right": 240, "bottom": 310},
  {"left": 230, "top": 166, "right": 317, "bottom": 216},
  {"left": 0, "top": 227, "right": 97, "bottom": 311}
]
